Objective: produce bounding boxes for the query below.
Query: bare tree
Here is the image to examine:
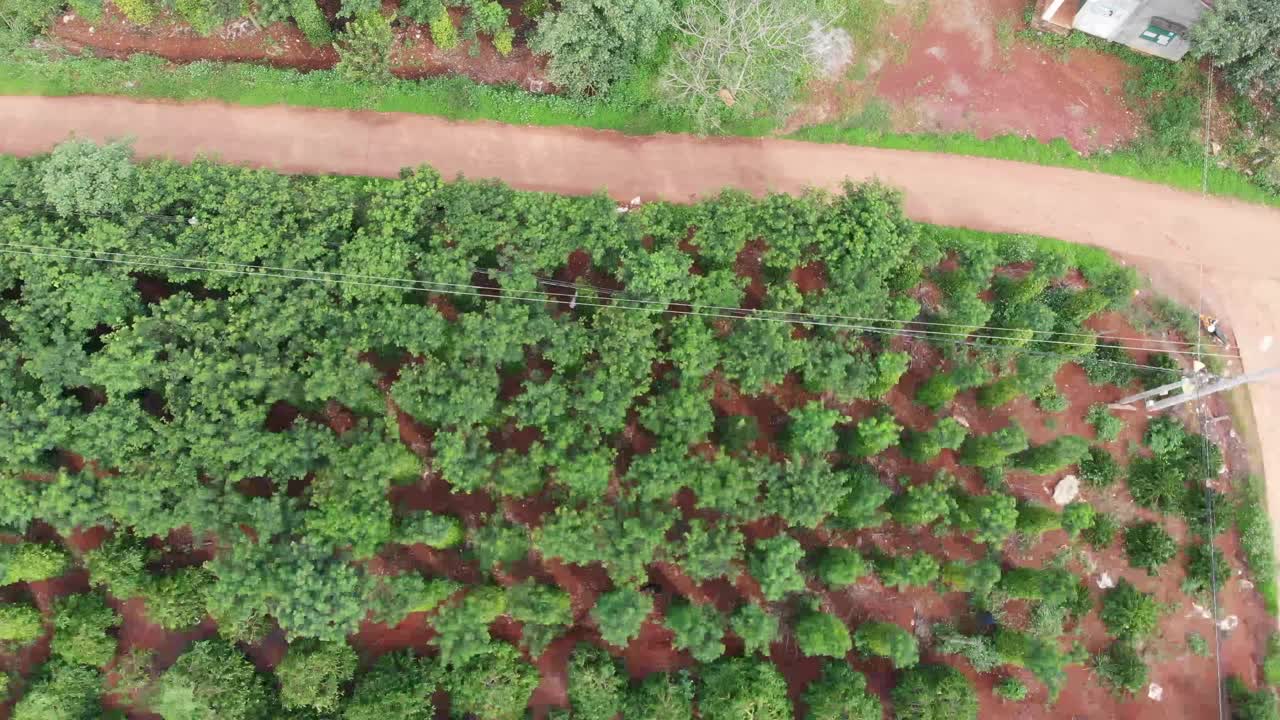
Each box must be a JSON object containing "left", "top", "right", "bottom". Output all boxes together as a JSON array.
[{"left": 661, "top": 0, "right": 821, "bottom": 132}]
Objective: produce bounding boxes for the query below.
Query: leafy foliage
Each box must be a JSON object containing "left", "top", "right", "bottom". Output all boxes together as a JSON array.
[
  {"left": 817, "top": 547, "right": 868, "bottom": 588},
  {"left": 0, "top": 602, "right": 44, "bottom": 646},
  {"left": 1100, "top": 580, "right": 1160, "bottom": 641},
  {"left": 11, "top": 661, "right": 100, "bottom": 720},
  {"left": 729, "top": 603, "right": 779, "bottom": 655},
  {"left": 335, "top": 10, "right": 394, "bottom": 83},
  {"left": 1013, "top": 435, "right": 1089, "bottom": 475},
  {"left": 678, "top": 520, "right": 743, "bottom": 583},
  {"left": 1123, "top": 521, "right": 1178, "bottom": 575},
  {"left": 343, "top": 651, "right": 436, "bottom": 720},
  {"left": 698, "top": 657, "right": 791, "bottom": 720},
  {"left": 51, "top": 593, "right": 119, "bottom": 666},
  {"left": 664, "top": 600, "right": 726, "bottom": 662},
  {"left": 891, "top": 663, "right": 978, "bottom": 720},
  {"left": 844, "top": 411, "right": 902, "bottom": 458},
  {"left": 567, "top": 644, "right": 626, "bottom": 720},
  {"left": 625, "top": 671, "right": 695, "bottom": 720},
  {"left": 276, "top": 641, "right": 357, "bottom": 713},
  {"left": 874, "top": 552, "right": 940, "bottom": 591},
  {"left": 854, "top": 621, "right": 919, "bottom": 668},
  {"left": 1193, "top": 0, "right": 1280, "bottom": 94},
  {"left": 150, "top": 640, "right": 270, "bottom": 720},
  {"left": 1086, "top": 404, "right": 1125, "bottom": 442},
  {"left": 1093, "top": 641, "right": 1148, "bottom": 695},
  {"left": 901, "top": 418, "right": 968, "bottom": 462},
  {"left": 1080, "top": 446, "right": 1121, "bottom": 488},
  {"left": 748, "top": 535, "right": 807, "bottom": 601},
  {"left": 530, "top": 0, "right": 670, "bottom": 96},
  {"left": 432, "top": 586, "right": 506, "bottom": 666},
  {"left": 40, "top": 138, "right": 135, "bottom": 217},
  {"left": 795, "top": 611, "right": 852, "bottom": 658},
  {"left": 802, "top": 661, "right": 882, "bottom": 720},
  {"left": 1, "top": 542, "right": 70, "bottom": 584},
  {"left": 591, "top": 587, "right": 653, "bottom": 648}
]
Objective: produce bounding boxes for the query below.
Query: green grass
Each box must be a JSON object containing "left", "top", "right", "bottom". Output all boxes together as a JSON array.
[{"left": 0, "top": 49, "right": 1276, "bottom": 208}]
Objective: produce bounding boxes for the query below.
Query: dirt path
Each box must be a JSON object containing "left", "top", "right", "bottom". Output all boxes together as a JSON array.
[{"left": 3, "top": 94, "right": 1280, "bottom": 594}]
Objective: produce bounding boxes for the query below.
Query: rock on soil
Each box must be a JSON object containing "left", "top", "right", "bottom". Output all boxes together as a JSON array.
[{"left": 1052, "top": 474, "right": 1080, "bottom": 505}]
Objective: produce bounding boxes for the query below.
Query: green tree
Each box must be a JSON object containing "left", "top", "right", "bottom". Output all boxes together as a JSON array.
[
  {"left": 40, "top": 139, "right": 135, "bottom": 217},
  {"left": 591, "top": 587, "right": 653, "bottom": 648},
  {"left": 1015, "top": 502, "right": 1061, "bottom": 537},
  {"left": 784, "top": 401, "right": 843, "bottom": 457},
  {"left": 1101, "top": 580, "right": 1160, "bottom": 641},
  {"left": 150, "top": 640, "right": 270, "bottom": 720},
  {"left": 505, "top": 580, "right": 572, "bottom": 656},
  {"left": 901, "top": 418, "right": 968, "bottom": 462},
  {"left": 1123, "top": 521, "right": 1178, "bottom": 575},
  {"left": 1193, "top": 0, "right": 1280, "bottom": 93},
  {"left": 1087, "top": 404, "right": 1125, "bottom": 442},
  {"left": 697, "top": 657, "right": 791, "bottom": 720},
  {"left": 1061, "top": 501, "right": 1097, "bottom": 538},
  {"left": 1013, "top": 435, "right": 1089, "bottom": 475},
  {"left": 626, "top": 671, "right": 695, "bottom": 720},
  {"left": 11, "top": 661, "right": 100, "bottom": 720},
  {"left": 854, "top": 621, "right": 919, "bottom": 669},
  {"left": 467, "top": 515, "right": 530, "bottom": 573},
  {"left": 875, "top": 552, "right": 940, "bottom": 591},
  {"left": 50, "top": 593, "right": 119, "bottom": 666},
  {"left": 995, "top": 676, "right": 1028, "bottom": 702},
  {"left": 1, "top": 542, "right": 70, "bottom": 584},
  {"left": 763, "top": 460, "right": 849, "bottom": 529},
  {"left": 939, "top": 558, "right": 1002, "bottom": 597},
  {"left": 567, "top": 644, "right": 626, "bottom": 720},
  {"left": 729, "top": 603, "right": 778, "bottom": 655},
  {"left": 1080, "top": 446, "right": 1121, "bottom": 487},
  {"left": 959, "top": 423, "right": 1028, "bottom": 468},
  {"left": 1093, "top": 641, "right": 1148, "bottom": 695},
  {"left": 277, "top": 641, "right": 358, "bottom": 713},
  {"left": 802, "top": 661, "right": 882, "bottom": 720},
  {"left": 891, "top": 663, "right": 978, "bottom": 720},
  {"left": 829, "top": 466, "right": 893, "bottom": 530},
  {"left": 530, "top": 0, "right": 671, "bottom": 96},
  {"left": 139, "top": 568, "right": 211, "bottom": 631},
  {"left": 915, "top": 372, "right": 959, "bottom": 411},
  {"left": 395, "top": 510, "right": 464, "bottom": 549},
  {"left": 678, "top": 520, "right": 743, "bottom": 583},
  {"left": 664, "top": 600, "right": 726, "bottom": 662},
  {"left": 432, "top": 586, "right": 506, "bottom": 666},
  {"left": 795, "top": 611, "right": 852, "bottom": 658},
  {"left": 1226, "top": 675, "right": 1280, "bottom": 720},
  {"left": 977, "top": 378, "right": 1023, "bottom": 409},
  {"left": 335, "top": 10, "right": 394, "bottom": 82},
  {"left": 817, "top": 547, "right": 868, "bottom": 588},
  {"left": 748, "top": 535, "right": 806, "bottom": 601},
  {"left": 952, "top": 491, "right": 1019, "bottom": 545},
  {"left": 891, "top": 475, "right": 957, "bottom": 528},
  {"left": 844, "top": 411, "right": 902, "bottom": 458},
  {"left": 0, "top": 602, "right": 44, "bottom": 646},
  {"left": 343, "top": 651, "right": 436, "bottom": 720}
]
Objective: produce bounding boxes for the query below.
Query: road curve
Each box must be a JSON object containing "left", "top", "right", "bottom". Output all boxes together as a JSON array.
[{"left": 4, "top": 94, "right": 1280, "bottom": 571}]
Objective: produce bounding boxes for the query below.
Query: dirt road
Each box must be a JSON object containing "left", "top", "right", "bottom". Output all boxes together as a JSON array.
[{"left": 3, "top": 94, "right": 1280, "bottom": 577}]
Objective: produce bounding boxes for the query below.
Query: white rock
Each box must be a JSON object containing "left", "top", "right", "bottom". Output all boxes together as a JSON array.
[
  {"left": 953, "top": 416, "right": 970, "bottom": 429},
  {"left": 629, "top": 196, "right": 641, "bottom": 207},
  {"left": 1191, "top": 603, "right": 1212, "bottom": 619},
  {"left": 615, "top": 207, "right": 628, "bottom": 213},
  {"left": 1242, "top": 579, "right": 1255, "bottom": 590},
  {"left": 1194, "top": 360, "right": 1206, "bottom": 372},
  {"left": 1148, "top": 683, "right": 1164, "bottom": 701},
  {"left": 1218, "top": 615, "right": 1239, "bottom": 631},
  {"left": 1262, "top": 335, "right": 1274, "bottom": 353},
  {"left": 1052, "top": 475, "right": 1080, "bottom": 505},
  {"left": 1096, "top": 572, "right": 1115, "bottom": 589}
]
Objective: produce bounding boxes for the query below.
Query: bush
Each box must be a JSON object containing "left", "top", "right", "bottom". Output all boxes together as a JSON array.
[
  {"left": 1264, "top": 633, "right": 1280, "bottom": 685},
  {"left": 1227, "top": 675, "right": 1280, "bottom": 720},
  {"left": 952, "top": 492, "right": 1019, "bottom": 545},
  {"left": 854, "top": 621, "right": 919, "bottom": 669},
  {"left": 343, "top": 651, "right": 435, "bottom": 720},
  {"left": 1093, "top": 641, "right": 1147, "bottom": 695},
  {"left": 152, "top": 640, "right": 270, "bottom": 720},
  {"left": 1236, "top": 475, "right": 1278, "bottom": 613},
  {"left": 729, "top": 603, "right": 778, "bottom": 656},
  {"left": 890, "top": 475, "right": 957, "bottom": 528},
  {"left": 428, "top": 3, "right": 459, "bottom": 49},
  {"left": 1101, "top": 580, "right": 1160, "bottom": 641},
  {"left": 291, "top": 0, "right": 333, "bottom": 46},
  {"left": 1013, "top": 435, "right": 1089, "bottom": 474},
  {"left": 11, "top": 661, "right": 100, "bottom": 720},
  {"left": 1123, "top": 521, "right": 1178, "bottom": 575},
  {"left": 717, "top": 415, "right": 760, "bottom": 452},
  {"left": 785, "top": 402, "right": 842, "bottom": 457},
  {"left": 748, "top": 535, "right": 806, "bottom": 601},
  {"left": 276, "top": 641, "right": 357, "bottom": 712},
  {"left": 1142, "top": 352, "right": 1181, "bottom": 389},
  {"left": 664, "top": 601, "right": 725, "bottom": 663},
  {"left": 432, "top": 586, "right": 506, "bottom": 665},
  {"left": 817, "top": 548, "right": 868, "bottom": 588},
  {"left": 1087, "top": 404, "right": 1125, "bottom": 442},
  {"left": 1084, "top": 511, "right": 1119, "bottom": 548},
  {"left": 1015, "top": 502, "right": 1061, "bottom": 537},
  {"left": 915, "top": 373, "right": 959, "bottom": 410},
  {"left": 396, "top": 511, "right": 464, "bottom": 549},
  {"left": 875, "top": 552, "right": 940, "bottom": 591},
  {"left": 530, "top": 0, "right": 670, "bottom": 96},
  {"left": 1082, "top": 342, "right": 1137, "bottom": 386},
  {"left": 891, "top": 663, "right": 978, "bottom": 720},
  {"left": 591, "top": 587, "right": 652, "bottom": 648},
  {"left": 1080, "top": 446, "right": 1121, "bottom": 487},
  {"left": 995, "top": 676, "right": 1028, "bottom": 702},
  {"left": 698, "top": 657, "right": 791, "bottom": 720},
  {"left": 567, "top": 644, "right": 626, "bottom": 720},
  {"left": 1185, "top": 541, "right": 1227, "bottom": 596},
  {"left": 959, "top": 424, "right": 1028, "bottom": 468},
  {"left": 0, "top": 603, "right": 44, "bottom": 646},
  {"left": 51, "top": 593, "right": 119, "bottom": 666},
  {"left": 113, "top": 0, "right": 160, "bottom": 24},
  {"left": 795, "top": 611, "right": 852, "bottom": 658},
  {"left": 446, "top": 643, "right": 539, "bottom": 720},
  {"left": 939, "top": 558, "right": 1002, "bottom": 597},
  {"left": 802, "top": 661, "right": 881, "bottom": 720},
  {"left": 977, "top": 378, "right": 1023, "bottom": 409}
]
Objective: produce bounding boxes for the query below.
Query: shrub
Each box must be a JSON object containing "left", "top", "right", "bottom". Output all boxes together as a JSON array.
[
  {"left": 1142, "top": 352, "right": 1181, "bottom": 389},
  {"left": 844, "top": 412, "right": 902, "bottom": 458},
  {"left": 531, "top": 0, "right": 670, "bottom": 96},
  {"left": 51, "top": 593, "right": 119, "bottom": 666},
  {"left": 952, "top": 491, "right": 1020, "bottom": 546},
  {"left": 1126, "top": 455, "right": 1188, "bottom": 512},
  {"left": 1013, "top": 435, "right": 1089, "bottom": 474},
  {"left": 291, "top": 0, "right": 333, "bottom": 46},
  {"left": 1264, "top": 633, "right": 1280, "bottom": 685},
  {"left": 697, "top": 657, "right": 791, "bottom": 720},
  {"left": 139, "top": 568, "right": 211, "bottom": 631},
  {"left": 1000, "top": 567, "right": 1078, "bottom": 606},
  {"left": 959, "top": 424, "right": 1028, "bottom": 468},
  {"left": 1093, "top": 641, "right": 1147, "bottom": 695},
  {"left": 1, "top": 542, "right": 70, "bottom": 584},
  {"left": 446, "top": 643, "right": 539, "bottom": 720},
  {"left": 152, "top": 640, "right": 270, "bottom": 720},
  {"left": 802, "top": 661, "right": 881, "bottom": 720},
  {"left": 1123, "top": 522, "right": 1178, "bottom": 575},
  {"left": 113, "top": 0, "right": 160, "bottom": 24},
  {"left": 468, "top": 515, "right": 530, "bottom": 573},
  {"left": 729, "top": 603, "right": 778, "bottom": 655},
  {"left": 1185, "top": 541, "right": 1227, "bottom": 596},
  {"left": 1080, "top": 446, "right": 1121, "bottom": 487},
  {"left": 38, "top": 138, "right": 133, "bottom": 215},
  {"left": 0, "top": 603, "right": 44, "bottom": 646},
  {"left": 875, "top": 552, "right": 940, "bottom": 591},
  {"left": 1236, "top": 475, "right": 1277, "bottom": 613},
  {"left": 717, "top": 415, "right": 760, "bottom": 451},
  {"left": 854, "top": 621, "right": 919, "bottom": 669},
  {"left": 748, "top": 535, "right": 806, "bottom": 601},
  {"left": 276, "top": 641, "right": 357, "bottom": 712},
  {"left": 506, "top": 580, "right": 571, "bottom": 655},
  {"left": 900, "top": 418, "right": 968, "bottom": 462},
  {"left": 1015, "top": 502, "right": 1061, "bottom": 537},
  {"left": 398, "top": 0, "right": 440, "bottom": 22},
  {"left": 1061, "top": 501, "right": 1096, "bottom": 538},
  {"left": 1188, "top": 631, "right": 1210, "bottom": 657},
  {"left": 939, "top": 558, "right": 1002, "bottom": 597},
  {"left": 995, "top": 676, "right": 1028, "bottom": 702},
  {"left": 396, "top": 511, "right": 464, "bottom": 548},
  {"left": 891, "top": 663, "right": 978, "bottom": 720},
  {"left": 795, "top": 611, "right": 852, "bottom": 658},
  {"left": 591, "top": 587, "right": 652, "bottom": 648},
  {"left": 1082, "top": 342, "right": 1137, "bottom": 386},
  {"left": 915, "top": 373, "right": 959, "bottom": 410},
  {"left": 933, "top": 624, "right": 1000, "bottom": 672},
  {"left": 977, "top": 378, "right": 1023, "bottom": 408},
  {"left": 343, "top": 651, "right": 435, "bottom": 720},
  {"left": 11, "top": 661, "right": 100, "bottom": 720},
  {"left": 567, "top": 644, "right": 626, "bottom": 720},
  {"left": 1087, "top": 404, "right": 1125, "bottom": 442},
  {"left": 890, "top": 475, "right": 957, "bottom": 528},
  {"left": 1101, "top": 580, "right": 1160, "bottom": 641},
  {"left": 817, "top": 548, "right": 868, "bottom": 588},
  {"left": 1084, "top": 511, "right": 1119, "bottom": 548},
  {"left": 664, "top": 601, "right": 725, "bottom": 663},
  {"left": 493, "top": 26, "right": 515, "bottom": 55},
  {"left": 785, "top": 402, "right": 842, "bottom": 457},
  {"left": 432, "top": 586, "right": 506, "bottom": 665}
]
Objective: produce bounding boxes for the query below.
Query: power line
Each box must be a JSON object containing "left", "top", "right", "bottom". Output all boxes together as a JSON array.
[
  {"left": 0, "top": 241, "right": 1241, "bottom": 363},
  {"left": 0, "top": 244, "right": 1193, "bottom": 376}
]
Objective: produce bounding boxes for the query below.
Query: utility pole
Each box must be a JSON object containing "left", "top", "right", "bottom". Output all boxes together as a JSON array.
[{"left": 1111, "top": 367, "right": 1280, "bottom": 413}]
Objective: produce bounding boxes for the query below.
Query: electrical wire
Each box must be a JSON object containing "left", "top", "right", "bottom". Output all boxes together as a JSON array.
[
  {"left": 0, "top": 244, "right": 1193, "bottom": 376},
  {"left": 0, "top": 241, "right": 1242, "bottom": 362}
]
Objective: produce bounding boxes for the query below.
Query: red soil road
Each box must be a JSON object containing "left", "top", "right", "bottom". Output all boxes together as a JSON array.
[{"left": 2, "top": 95, "right": 1280, "bottom": 561}]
